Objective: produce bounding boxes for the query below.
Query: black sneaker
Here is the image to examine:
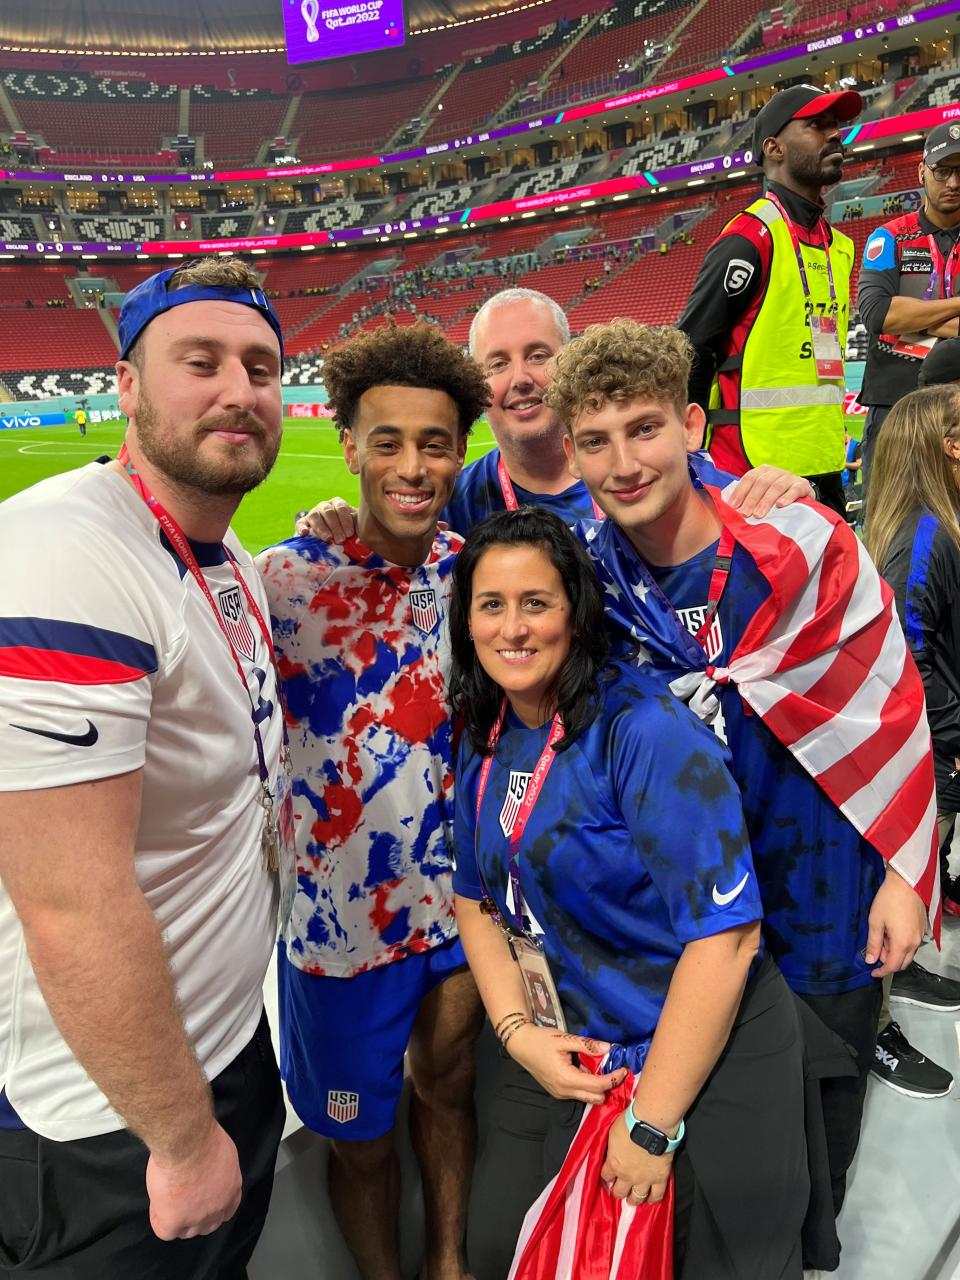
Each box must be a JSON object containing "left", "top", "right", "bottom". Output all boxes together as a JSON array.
[
  {"left": 872, "top": 1022, "right": 953, "bottom": 1098},
  {"left": 890, "top": 960, "right": 960, "bottom": 1010}
]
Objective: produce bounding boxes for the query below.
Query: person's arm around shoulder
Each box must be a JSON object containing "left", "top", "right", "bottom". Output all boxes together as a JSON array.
[{"left": 0, "top": 772, "right": 241, "bottom": 1240}]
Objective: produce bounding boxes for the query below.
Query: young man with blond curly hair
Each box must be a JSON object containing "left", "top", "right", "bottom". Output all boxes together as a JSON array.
[{"left": 545, "top": 318, "right": 939, "bottom": 1270}]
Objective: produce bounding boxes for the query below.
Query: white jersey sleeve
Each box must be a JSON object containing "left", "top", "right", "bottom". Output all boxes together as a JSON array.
[{"left": 0, "top": 469, "right": 160, "bottom": 792}]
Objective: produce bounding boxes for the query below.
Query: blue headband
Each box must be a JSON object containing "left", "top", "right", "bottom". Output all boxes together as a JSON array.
[{"left": 118, "top": 264, "right": 285, "bottom": 366}]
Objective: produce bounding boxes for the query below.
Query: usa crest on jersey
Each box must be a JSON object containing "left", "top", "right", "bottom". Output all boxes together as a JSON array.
[
  {"left": 409, "top": 588, "right": 439, "bottom": 634},
  {"left": 327, "top": 1089, "right": 360, "bottom": 1124},
  {"left": 500, "top": 771, "right": 532, "bottom": 837},
  {"left": 217, "top": 585, "right": 257, "bottom": 662}
]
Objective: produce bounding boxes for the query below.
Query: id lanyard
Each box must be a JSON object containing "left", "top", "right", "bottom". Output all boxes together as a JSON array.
[
  {"left": 497, "top": 453, "right": 605, "bottom": 523},
  {"left": 766, "top": 191, "right": 838, "bottom": 315},
  {"left": 474, "top": 698, "right": 565, "bottom": 936},
  {"left": 694, "top": 527, "right": 736, "bottom": 657},
  {"left": 923, "top": 234, "right": 960, "bottom": 302},
  {"left": 117, "top": 443, "right": 289, "bottom": 868}
]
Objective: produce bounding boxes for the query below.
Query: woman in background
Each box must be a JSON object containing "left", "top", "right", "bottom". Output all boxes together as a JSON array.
[{"left": 865, "top": 383, "right": 960, "bottom": 1092}]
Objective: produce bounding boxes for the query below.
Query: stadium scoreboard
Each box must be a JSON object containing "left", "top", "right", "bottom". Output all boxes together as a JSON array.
[{"left": 282, "top": 0, "right": 405, "bottom": 64}]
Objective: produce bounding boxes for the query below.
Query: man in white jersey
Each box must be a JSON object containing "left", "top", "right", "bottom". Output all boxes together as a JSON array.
[{"left": 0, "top": 257, "right": 287, "bottom": 1279}]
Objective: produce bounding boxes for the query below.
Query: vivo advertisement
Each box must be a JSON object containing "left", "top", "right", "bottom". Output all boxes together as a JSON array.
[
  {"left": 281, "top": 0, "right": 405, "bottom": 64},
  {"left": 0, "top": 412, "right": 68, "bottom": 429}
]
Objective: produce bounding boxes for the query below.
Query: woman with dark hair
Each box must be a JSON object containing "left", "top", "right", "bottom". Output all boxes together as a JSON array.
[{"left": 451, "top": 507, "right": 808, "bottom": 1279}]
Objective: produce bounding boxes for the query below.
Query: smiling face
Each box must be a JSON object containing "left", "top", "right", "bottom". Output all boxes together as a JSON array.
[
  {"left": 118, "top": 298, "right": 283, "bottom": 496},
  {"left": 468, "top": 543, "right": 574, "bottom": 728},
  {"left": 563, "top": 394, "right": 709, "bottom": 561},
  {"left": 471, "top": 298, "right": 566, "bottom": 450},
  {"left": 343, "top": 383, "right": 466, "bottom": 566}
]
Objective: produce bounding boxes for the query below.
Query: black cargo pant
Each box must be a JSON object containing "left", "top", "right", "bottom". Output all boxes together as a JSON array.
[{"left": 0, "top": 1011, "right": 284, "bottom": 1280}]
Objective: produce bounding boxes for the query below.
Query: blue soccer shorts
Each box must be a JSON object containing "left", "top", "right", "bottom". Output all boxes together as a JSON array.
[{"left": 277, "top": 934, "right": 467, "bottom": 1141}]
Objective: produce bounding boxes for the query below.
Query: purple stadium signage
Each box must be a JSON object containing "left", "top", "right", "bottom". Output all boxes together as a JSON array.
[
  {"left": 281, "top": 0, "right": 405, "bottom": 64},
  {"left": 3, "top": 0, "right": 958, "bottom": 189},
  {"left": 0, "top": 93, "right": 946, "bottom": 260},
  {"left": 1, "top": 93, "right": 948, "bottom": 261}
]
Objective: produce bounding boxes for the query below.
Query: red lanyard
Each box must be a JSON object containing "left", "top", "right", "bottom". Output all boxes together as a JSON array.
[
  {"left": 694, "top": 527, "right": 736, "bottom": 651},
  {"left": 924, "top": 234, "right": 960, "bottom": 302},
  {"left": 117, "top": 443, "right": 283, "bottom": 788},
  {"left": 497, "top": 453, "right": 604, "bottom": 523},
  {"left": 475, "top": 698, "right": 565, "bottom": 935},
  {"left": 766, "top": 192, "right": 837, "bottom": 310}
]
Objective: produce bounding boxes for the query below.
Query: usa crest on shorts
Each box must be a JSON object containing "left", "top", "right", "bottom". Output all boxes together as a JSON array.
[
  {"left": 327, "top": 1089, "right": 360, "bottom": 1124},
  {"left": 217, "top": 585, "right": 257, "bottom": 662},
  {"left": 409, "top": 588, "right": 439, "bottom": 634},
  {"left": 500, "top": 771, "right": 532, "bottom": 837}
]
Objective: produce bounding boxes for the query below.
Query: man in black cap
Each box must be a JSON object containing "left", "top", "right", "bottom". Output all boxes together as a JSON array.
[
  {"left": 680, "top": 83, "right": 862, "bottom": 517},
  {"left": 857, "top": 123, "right": 960, "bottom": 487}
]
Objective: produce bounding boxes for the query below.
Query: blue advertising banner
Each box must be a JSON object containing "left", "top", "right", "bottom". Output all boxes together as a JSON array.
[{"left": 0, "top": 412, "right": 68, "bottom": 430}]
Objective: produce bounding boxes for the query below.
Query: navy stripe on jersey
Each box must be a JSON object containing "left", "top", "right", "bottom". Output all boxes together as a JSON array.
[{"left": 0, "top": 617, "right": 158, "bottom": 684}]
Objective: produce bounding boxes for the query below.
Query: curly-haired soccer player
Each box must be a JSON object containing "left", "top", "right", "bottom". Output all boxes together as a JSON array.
[{"left": 257, "top": 322, "right": 491, "bottom": 1280}]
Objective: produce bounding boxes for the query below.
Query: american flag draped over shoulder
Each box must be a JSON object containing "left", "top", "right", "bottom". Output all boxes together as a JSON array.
[
  {"left": 509, "top": 1056, "right": 674, "bottom": 1280},
  {"left": 585, "top": 484, "right": 941, "bottom": 940}
]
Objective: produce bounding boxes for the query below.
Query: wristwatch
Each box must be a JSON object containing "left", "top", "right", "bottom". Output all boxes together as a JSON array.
[{"left": 623, "top": 1109, "right": 685, "bottom": 1156}]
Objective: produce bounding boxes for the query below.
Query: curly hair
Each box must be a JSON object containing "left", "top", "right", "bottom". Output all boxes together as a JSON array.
[
  {"left": 448, "top": 507, "right": 610, "bottom": 756},
  {"left": 170, "top": 256, "right": 263, "bottom": 293},
  {"left": 544, "top": 319, "right": 694, "bottom": 430},
  {"left": 323, "top": 321, "right": 491, "bottom": 440}
]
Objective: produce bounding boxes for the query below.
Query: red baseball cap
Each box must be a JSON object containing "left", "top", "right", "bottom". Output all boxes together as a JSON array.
[{"left": 753, "top": 85, "right": 862, "bottom": 165}]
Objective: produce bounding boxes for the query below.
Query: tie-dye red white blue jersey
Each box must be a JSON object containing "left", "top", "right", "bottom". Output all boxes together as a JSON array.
[{"left": 257, "top": 531, "right": 462, "bottom": 977}]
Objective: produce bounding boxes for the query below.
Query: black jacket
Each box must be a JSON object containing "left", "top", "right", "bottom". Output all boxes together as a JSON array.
[{"left": 880, "top": 508, "right": 960, "bottom": 800}]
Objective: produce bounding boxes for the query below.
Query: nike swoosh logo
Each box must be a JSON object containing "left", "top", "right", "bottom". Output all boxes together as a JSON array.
[
  {"left": 712, "top": 871, "right": 750, "bottom": 907},
  {"left": 10, "top": 719, "right": 100, "bottom": 747}
]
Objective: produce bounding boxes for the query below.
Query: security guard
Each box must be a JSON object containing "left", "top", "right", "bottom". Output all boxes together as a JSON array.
[
  {"left": 857, "top": 123, "right": 960, "bottom": 487},
  {"left": 680, "top": 84, "right": 862, "bottom": 517}
]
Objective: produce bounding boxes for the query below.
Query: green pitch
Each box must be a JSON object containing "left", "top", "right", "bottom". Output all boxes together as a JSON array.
[{"left": 0, "top": 417, "right": 498, "bottom": 552}]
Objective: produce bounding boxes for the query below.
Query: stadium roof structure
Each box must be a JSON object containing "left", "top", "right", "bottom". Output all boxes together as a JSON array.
[{"left": 0, "top": 0, "right": 540, "bottom": 49}]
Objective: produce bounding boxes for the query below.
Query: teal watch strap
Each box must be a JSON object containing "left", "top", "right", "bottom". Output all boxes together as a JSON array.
[{"left": 623, "top": 1108, "right": 685, "bottom": 1154}]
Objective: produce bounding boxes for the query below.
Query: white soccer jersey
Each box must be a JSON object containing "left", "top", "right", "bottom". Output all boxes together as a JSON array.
[{"left": 0, "top": 462, "right": 282, "bottom": 1141}]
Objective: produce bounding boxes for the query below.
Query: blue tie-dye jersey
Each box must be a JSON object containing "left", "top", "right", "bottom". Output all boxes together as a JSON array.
[
  {"left": 587, "top": 521, "right": 884, "bottom": 996},
  {"left": 257, "top": 532, "right": 461, "bottom": 977},
  {"left": 452, "top": 662, "right": 762, "bottom": 1074}
]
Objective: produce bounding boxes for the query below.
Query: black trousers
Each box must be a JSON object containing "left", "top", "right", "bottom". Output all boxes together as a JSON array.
[
  {"left": 805, "top": 471, "right": 846, "bottom": 521},
  {"left": 797, "top": 981, "right": 883, "bottom": 1219},
  {"left": 468, "top": 958, "right": 807, "bottom": 1280},
  {"left": 0, "top": 1011, "right": 284, "bottom": 1280}
]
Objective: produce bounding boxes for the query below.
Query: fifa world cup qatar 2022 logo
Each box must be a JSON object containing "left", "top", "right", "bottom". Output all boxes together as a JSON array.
[
  {"left": 301, "top": 0, "right": 320, "bottom": 42},
  {"left": 284, "top": 0, "right": 405, "bottom": 62}
]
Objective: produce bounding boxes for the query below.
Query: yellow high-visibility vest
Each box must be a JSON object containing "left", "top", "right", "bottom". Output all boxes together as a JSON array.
[{"left": 707, "top": 197, "right": 853, "bottom": 476}]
